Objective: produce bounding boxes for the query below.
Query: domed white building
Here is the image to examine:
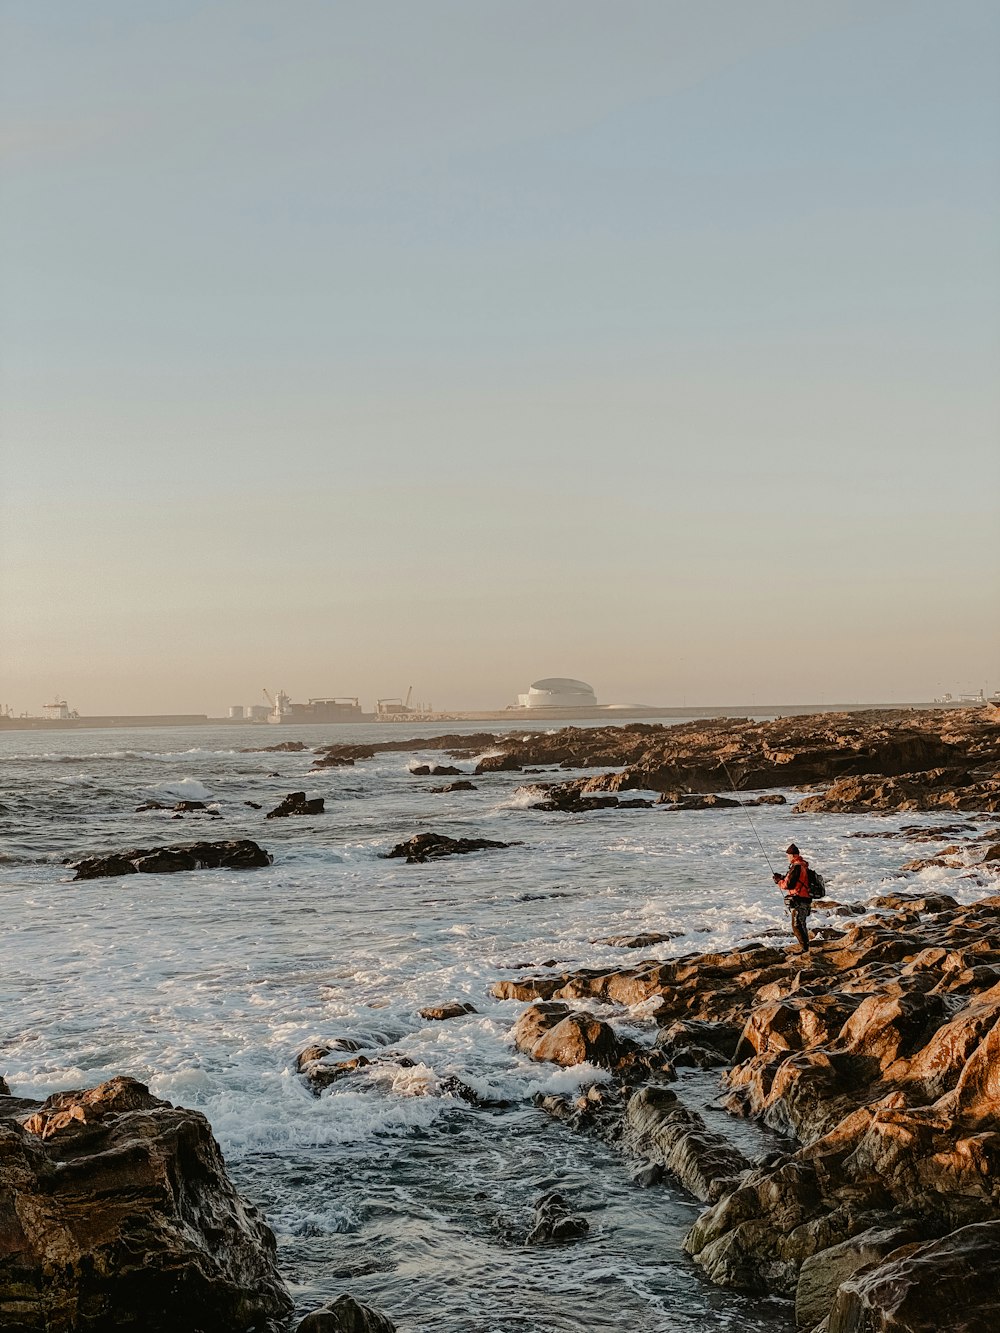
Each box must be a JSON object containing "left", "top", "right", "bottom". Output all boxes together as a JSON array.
[{"left": 517, "top": 678, "right": 598, "bottom": 710}]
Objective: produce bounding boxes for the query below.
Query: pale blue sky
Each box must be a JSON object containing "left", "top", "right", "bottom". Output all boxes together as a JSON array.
[{"left": 2, "top": 1, "right": 998, "bottom": 712}]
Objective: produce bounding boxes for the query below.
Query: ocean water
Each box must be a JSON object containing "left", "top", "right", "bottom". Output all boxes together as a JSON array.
[{"left": 0, "top": 720, "right": 984, "bottom": 1331}]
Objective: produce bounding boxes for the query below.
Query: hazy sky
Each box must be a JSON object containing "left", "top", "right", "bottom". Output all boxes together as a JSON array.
[{"left": 2, "top": 0, "right": 998, "bottom": 714}]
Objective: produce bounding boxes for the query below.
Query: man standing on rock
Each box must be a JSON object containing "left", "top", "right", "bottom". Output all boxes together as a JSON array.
[{"left": 774, "top": 843, "right": 812, "bottom": 954}]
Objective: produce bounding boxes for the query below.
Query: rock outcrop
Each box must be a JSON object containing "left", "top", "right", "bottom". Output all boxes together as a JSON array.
[
  {"left": 501, "top": 887, "right": 1000, "bottom": 1332},
  {"left": 0, "top": 1077, "right": 292, "bottom": 1331},
  {"left": 266, "top": 791, "right": 325, "bottom": 818},
  {"left": 383, "top": 832, "right": 518, "bottom": 863},
  {"left": 69, "top": 840, "right": 272, "bottom": 879},
  {"left": 295, "top": 1294, "right": 397, "bottom": 1333},
  {"left": 795, "top": 769, "right": 1000, "bottom": 814},
  {"left": 419, "top": 1001, "right": 477, "bottom": 1021},
  {"left": 467, "top": 708, "right": 1000, "bottom": 798}
]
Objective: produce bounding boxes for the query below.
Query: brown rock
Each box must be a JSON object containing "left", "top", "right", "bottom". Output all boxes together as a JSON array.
[
  {"left": 822, "top": 1221, "right": 1000, "bottom": 1333},
  {"left": 419, "top": 1001, "right": 478, "bottom": 1021},
  {"left": 623, "top": 1086, "right": 750, "bottom": 1202},
  {"left": 0, "top": 1077, "right": 291, "bottom": 1331}
]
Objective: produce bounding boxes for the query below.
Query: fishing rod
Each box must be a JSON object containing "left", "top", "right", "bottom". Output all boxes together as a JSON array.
[{"left": 717, "top": 757, "right": 778, "bottom": 877}]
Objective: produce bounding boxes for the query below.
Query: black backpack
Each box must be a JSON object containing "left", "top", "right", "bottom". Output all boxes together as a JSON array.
[{"left": 807, "top": 867, "right": 827, "bottom": 900}]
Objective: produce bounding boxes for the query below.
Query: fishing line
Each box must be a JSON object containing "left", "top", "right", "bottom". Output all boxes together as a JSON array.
[{"left": 718, "top": 757, "right": 778, "bottom": 877}]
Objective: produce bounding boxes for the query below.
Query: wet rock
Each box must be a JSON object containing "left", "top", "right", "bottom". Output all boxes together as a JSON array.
[
  {"left": 533, "top": 1013, "right": 624, "bottom": 1068},
  {"left": 623, "top": 1086, "right": 751, "bottom": 1202},
  {"left": 656, "top": 1018, "right": 741, "bottom": 1068},
  {"left": 0, "top": 1076, "right": 292, "bottom": 1331},
  {"left": 512, "top": 1001, "right": 623, "bottom": 1069},
  {"left": 383, "top": 832, "right": 517, "bottom": 863},
  {"left": 296, "top": 1292, "right": 397, "bottom": 1333},
  {"left": 244, "top": 740, "right": 309, "bottom": 752},
  {"left": 527, "top": 784, "right": 628, "bottom": 813},
  {"left": 795, "top": 768, "right": 1000, "bottom": 815},
  {"left": 869, "top": 891, "right": 959, "bottom": 914},
  {"left": 244, "top": 800, "right": 262, "bottom": 809},
  {"left": 511, "top": 1002, "right": 668, "bottom": 1081},
  {"left": 821, "top": 1220, "right": 1000, "bottom": 1333},
  {"left": 429, "top": 779, "right": 477, "bottom": 792},
  {"left": 596, "top": 930, "right": 682, "bottom": 948},
  {"left": 525, "top": 1192, "right": 589, "bottom": 1245},
  {"left": 70, "top": 840, "right": 272, "bottom": 879},
  {"left": 311, "top": 746, "right": 375, "bottom": 769},
  {"left": 492, "top": 975, "right": 567, "bottom": 1001},
  {"left": 295, "top": 1039, "right": 363, "bottom": 1072},
  {"left": 657, "top": 792, "right": 741, "bottom": 810},
  {"left": 266, "top": 791, "right": 325, "bottom": 818},
  {"left": 795, "top": 1223, "right": 923, "bottom": 1329},
  {"left": 419, "top": 1001, "right": 478, "bottom": 1021}
]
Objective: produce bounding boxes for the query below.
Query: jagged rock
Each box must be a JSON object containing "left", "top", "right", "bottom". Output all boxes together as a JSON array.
[
  {"left": 657, "top": 792, "right": 741, "bottom": 810},
  {"left": 795, "top": 769, "right": 1000, "bottom": 815},
  {"left": 501, "top": 879, "right": 1000, "bottom": 1330},
  {"left": 383, "top": 832, "right": 517, "bottom": 863},
  {"left": 820, "top": 1220, "right": 1000, "bottom": 1333},
  {"left": 656, "top": 1018, "right": 741, "bottom": 1068},
  {"left": 623, "top": 1086, "right": 750, "bottom": 1202},
  {"left": 0, "top": 1077, "right": 292, "bottom": 1331},
  {"left": 266, "top": 791, "right": 324, "bottom": 818},
  {"left": 596, "top": 930, "right": 682, "bottom": 948},
  {"left": 511, "top": 1002, "right": 670, "bottom": 1081},
  {"left": 869, "top": 892, "right": 959, "bottom": 914},
  {"left": 524, "top": 1192, "right": 589, "bottom": 1245},
  {"left": 69, "top": 840, "right": 272, "bottom": 879},
  {"left": 466, "top": 707, "right": 1000, "bottom": 798},
  {"left": 795, "top": 1223, "right": 923, "bottom": 1329},
  {"left": 243, "top": 740, "right": 309, "bottom": 752},
  {"left": 429, "top": 780, "right": 477, "bottom": 792},
  {"left": 296, "top": 1293, "right": 397, "bottom": 1332},
  {"left": 419, "top": 1002, "right": 477, "bottom": 1021},
  {"left": 312, "top": 745, "right": 375, "bottom": 769}
]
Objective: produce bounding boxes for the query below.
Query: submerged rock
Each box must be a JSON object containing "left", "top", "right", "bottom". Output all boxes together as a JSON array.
[
  {"left": 525, "top": 1192, "right": 589, "bottom": 1245},
  {"left": 69, "top": 840, "right": 272, "bottom": 879},
  {"left": 0, "top": 1076, "right": 292, "bottom": 1331},
  {"left": 296, "top": 1294, "right": 397, "bottom": 1332},
  {"left": 383, "top": 832, "right": 518, "bottom": 863}
]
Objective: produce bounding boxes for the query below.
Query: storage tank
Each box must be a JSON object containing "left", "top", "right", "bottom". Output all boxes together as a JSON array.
[
  {"left": 517, "top": 678, "right": 598, "bottom": 709},
  {"left": 248, "top": 705, "right": 270, "bottom": 722},
  {"left": 228, "top": 705, "right": 245, "bottom": 720}
]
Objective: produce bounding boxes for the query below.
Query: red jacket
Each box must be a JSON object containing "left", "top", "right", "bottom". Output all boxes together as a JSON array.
[{"left": 780, "top": 855, "right": 811, "bottom": 898}]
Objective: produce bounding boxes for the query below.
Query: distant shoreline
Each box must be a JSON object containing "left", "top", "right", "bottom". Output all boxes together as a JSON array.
[{"left": 0, "top": 701, "right": 978, "bottom": 731}]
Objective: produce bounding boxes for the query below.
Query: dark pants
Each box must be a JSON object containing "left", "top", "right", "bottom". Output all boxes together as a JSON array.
[{"left": 786, "top": 896, "right": 812, "bottom": 951}]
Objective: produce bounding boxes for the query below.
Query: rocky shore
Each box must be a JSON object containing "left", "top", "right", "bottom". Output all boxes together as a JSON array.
[
  {"left": 496, "top": 884, "right": 1000, "bottom": 1332},
  {"left": 7, "top": 706, "right": 1000, "bottom": 1329}
]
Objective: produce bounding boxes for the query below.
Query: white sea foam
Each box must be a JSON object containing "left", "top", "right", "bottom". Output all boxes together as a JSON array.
[{"left": 148, "top": 776, "right": 215, "bottom": 801}]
